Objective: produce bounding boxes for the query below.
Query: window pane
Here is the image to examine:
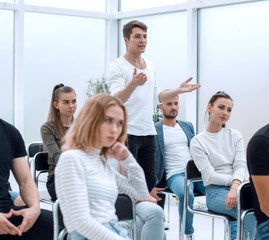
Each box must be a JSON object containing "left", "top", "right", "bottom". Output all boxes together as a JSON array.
[
  {"left": 198, "top": 1, "right": 269, "bottom": 145},
  {"left": 119, "top": 12, "right": 188, "bottom": 119},
  {"left": 0, "top": 10, "right": 13, "bottom": 123},
  {"left": 24, "top": 13, "right": 106, "bottom": 145},
  {"left": 25, "top": 0, "right": 106, "bottom": 12},
  {"left": 121, "top": 0, "right": 186, "bottom": 11}
]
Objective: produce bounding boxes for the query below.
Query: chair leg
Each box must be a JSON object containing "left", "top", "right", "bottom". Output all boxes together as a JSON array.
[
  {"left": 211, "top": 218, "right": 215, "bottom": 240},
  {"left": 167, "top": 195, "right": 170, "bottom": 224}
]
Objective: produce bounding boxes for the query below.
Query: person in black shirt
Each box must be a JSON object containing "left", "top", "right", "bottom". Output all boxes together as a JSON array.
[
  {"left": 0, "top": 118, "right": 53, "bottom": 239},
  {"left": 247, "top": 124, "right": 269, "bottom": 240}
]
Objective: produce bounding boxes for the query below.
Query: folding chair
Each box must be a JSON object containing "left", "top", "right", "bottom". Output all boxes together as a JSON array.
[
  {"left": 33, "top": 151, "right": 54, "bottom": 204},
  {"left": 27, "top": 141, "right": 43, "bottom": 165},
  {"left": 237, "top": 182, "right": 254, "bottom": 240},
  {"left": 115, "top": 194, "right": 136, "bottom": 240},
  {"left": 181, "top": 160, "right": 236, "bottom": 240},
  {"left": 160, "top": 188, "right": 177, "bottom": 226},
  {"left": 53, "top": 199, "right": 68, "bottom": 240}
]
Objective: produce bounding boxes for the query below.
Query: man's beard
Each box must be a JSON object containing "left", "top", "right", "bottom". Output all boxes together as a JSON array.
[{"left": 163, "top": 112, "right": 177, "bottom": 119}]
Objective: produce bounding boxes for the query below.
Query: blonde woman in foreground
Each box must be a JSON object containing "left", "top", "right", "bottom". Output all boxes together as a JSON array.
[{"left": 55, "top": 93, "right": 159, "bottom": 240}]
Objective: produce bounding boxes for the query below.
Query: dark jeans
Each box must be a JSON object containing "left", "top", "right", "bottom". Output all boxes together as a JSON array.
[
  {"left": 127, "top": 135, "right": 156, "bottom": 192},
  {"left": 0, "top": 205, "right": 53, "bottom": 240},
  {"left": 46, "top": 174, "right": 57, "bottom": 201}
]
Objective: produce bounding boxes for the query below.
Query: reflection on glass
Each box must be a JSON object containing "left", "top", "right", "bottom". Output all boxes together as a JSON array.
[
  {"left": 119, "top": 12, "right": 188, "bottom": 119},
  {"left": 25, "top": 0, "right": 106, "bottom": 12},
  {"left": 121, "top": 0, "right": 186, "bottom": 11},
  {"left": 0, "top": 10, "right": 13, "bottom": 123},
  {"left": 24, "top": 12, "right": 106, "bottom": 144}
]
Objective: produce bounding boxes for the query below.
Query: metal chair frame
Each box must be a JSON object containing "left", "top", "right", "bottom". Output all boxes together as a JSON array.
[
  {"left": 27, "top": 141, "right": 43, "bottom": 166},
  {"left": 115, "top": 193, "right": 137, "bottom": 240},
  {"left": 237, "top": 182, "right": 254, "bottom": 240},
  {"left": 181, "top": 160, "right": 235, "bottom": 240},
  {"left": 53, "top": 199, "right": 68, "bottom": 240},
  {"left": 33, "top": 151, "right": 54, "bottom": 205}
]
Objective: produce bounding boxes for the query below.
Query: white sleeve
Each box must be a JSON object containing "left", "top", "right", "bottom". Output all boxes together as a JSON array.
[
  {"left": 108, "top": 60, "right": 127, "bottom": 95},
  {"left": 232, "top": 130, "right": 247, "bottom": 182},
  {"left": 55, "top": 153, "right": 125, "bottom": 240},
  {"left": 190, "top": 137, "right": 233, "bottom": 186},
  {"left": 111, "top": 154, "right": 149, "bottom": 200}
]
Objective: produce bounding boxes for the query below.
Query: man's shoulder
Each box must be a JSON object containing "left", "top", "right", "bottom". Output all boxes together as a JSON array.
[
  {"left": 110, "top": 56, "right": 125, "bottom": 66},
  {"left": 154, "top": 120, "right": 163, "bottom": 128},
  {"left": 177, "top": 120, "right": 193, "bottom": 128},
  {"left": 0, "top": 118, "right": 18, "bottom": 135}
]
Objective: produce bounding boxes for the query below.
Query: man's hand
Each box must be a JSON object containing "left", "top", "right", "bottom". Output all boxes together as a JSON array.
[
  {"left": 131, "top": 68, "right": 147, "bottom": 87},
  {"left": 178, "top": 77, "right": 201, "bottom": 94},
  {"left": 150, "top": 187, "right": 165, "bottom": 201},
  {"left": 0, "top": 211, "right": 22, "bottom": 236},
  {"left": 106, "top": 142, "right": 129, "bottom": 161},
  {"left": 11, "top": 207, "right": 40, "bottom": 233}
]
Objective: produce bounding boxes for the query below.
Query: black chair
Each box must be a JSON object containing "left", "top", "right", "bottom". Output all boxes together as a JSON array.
[
  {"left": 53, "top": 199, "right": 68, "bottom": 240},
  {"left": 181, "top": 160, "right": 236, "bottom": 240},
  {"left": 115, "top": 193, "right": 136, "bottom": 240},
  {"left": 33, "top": 151, "right": 54, "bottom": 204},
  {"left": 27, "top": 141, "right": 44, "bottom": 165},
  {"left": 237, "top": 182, "right": 254, "bottom": 240}
]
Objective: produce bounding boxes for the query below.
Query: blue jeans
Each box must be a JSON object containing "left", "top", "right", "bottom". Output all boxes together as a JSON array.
[
  {"left": 9, "top": 191, "right": 19, "bottom": 202},
  {"left": 256, "top": 220, "right": 269, "bottom": 240},
  {"left": 68, "top": 221, "right": 131, "bottom": 240},
  {"left": 167, "top": 172, "right": 205, "bottom": 235},
  {"left": 206, "top": 185, "right": 256, "bottom": 240},
  {"left": 136, "top": 201, "right": 166, "bottom": 240}
]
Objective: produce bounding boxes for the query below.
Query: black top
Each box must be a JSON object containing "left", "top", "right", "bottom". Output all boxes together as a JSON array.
[
  {"left": 247, "top": 123, "right": 269, "bottom": 225},
  {"left": 0, "top": 119, "right": 27, "bottom": 210}
]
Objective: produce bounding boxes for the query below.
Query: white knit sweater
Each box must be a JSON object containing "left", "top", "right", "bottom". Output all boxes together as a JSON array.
[{"left": 190, "top": 128, "right": 247, "bottom": 186}]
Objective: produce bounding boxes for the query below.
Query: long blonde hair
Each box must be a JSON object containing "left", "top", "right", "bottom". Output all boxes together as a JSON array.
[{"left": 62, "top": 93, "right": 127, "bottom": 157}]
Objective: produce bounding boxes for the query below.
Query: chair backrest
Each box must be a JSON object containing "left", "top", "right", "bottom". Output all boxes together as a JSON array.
[
  {"left": 186, "top": 159, "right": 201, "bottom": 180},
  {"left": 115, "top": 194, "right": 134, "bottom": 221},
  {"left": 34, "top": 152, "right": 49, "bottom": 171},
  {"left": 27, "top": 141, "right": 44, "bottom": 164},
  {"left": 238, "top": 182, "right": 253, "bottom": 211}
]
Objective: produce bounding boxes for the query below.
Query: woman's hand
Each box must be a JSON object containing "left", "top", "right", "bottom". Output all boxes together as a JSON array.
[
  {"left": 106, "top": 142, "right": 129, "bottom": 161},
  {"left": 225, "top": 183, "right": 239, "bottom": 210}
]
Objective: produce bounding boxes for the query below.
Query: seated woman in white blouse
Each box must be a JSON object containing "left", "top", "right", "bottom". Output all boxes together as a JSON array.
[
  {"left": 190, "top": 91, "right": 256, "bottom": 240},
  {"left": 55, "top": 93, "right": 154, "bottom": 240}
]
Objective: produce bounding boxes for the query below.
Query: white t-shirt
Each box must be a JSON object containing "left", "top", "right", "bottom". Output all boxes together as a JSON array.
[
  {"left": 190, "top": 128, "right": 247, "bottom": 186},
  {"left": 109, "top": 56, "right": 160, "bottom": 136},
  {"left": 163, "top": 124, "right": 192, "bottom": 180}
]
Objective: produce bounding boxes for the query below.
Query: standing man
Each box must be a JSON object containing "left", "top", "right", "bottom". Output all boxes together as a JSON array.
[
  {"left": 108, "top": 20, "right": 200, "bottom": 192},
  {"left": 0, "top": 118, "right": 53, "bottom": 239},
  {"left": 154, "top": 95, "right": 204, "bottom": 240},
  {"left": 247, "top": 124, "right": 269, "bottom": 240}
]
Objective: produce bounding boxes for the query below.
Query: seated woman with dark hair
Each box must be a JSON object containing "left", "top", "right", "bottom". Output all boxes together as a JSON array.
[
  {"left": 190, "top": 91, "right": 256, "bottom": 240},
  {"left": 41, "top": 83, "right": 77, "bottom": 201}
]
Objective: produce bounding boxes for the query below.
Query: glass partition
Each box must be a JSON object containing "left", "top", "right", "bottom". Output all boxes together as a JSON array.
[
  {"left": 119, "top": 12, "right": 188, "bottom": 119},
  {"left": 198, "top": 1, "right": 269, "bottom": 145},
  {"left": 0, "top": 10, "right": 14, "bottom": 124},
  {"left": 24, "top": 12, "right": 106, "bottom": 145},
  {"left": 25, "top": 0, "right": 106, "bottom": 12}
]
